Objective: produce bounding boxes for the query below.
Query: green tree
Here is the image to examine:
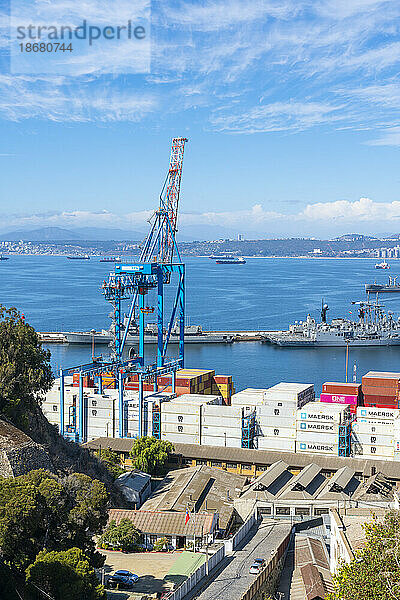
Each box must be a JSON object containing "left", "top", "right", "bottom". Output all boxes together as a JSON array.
[
  {"left": 0, "top": 470, "right": 108, "bottom": 569},
  {"left": 130, "top": 436, "right": 174, "bottom": 475},
  {"left": 328, "top": 510, "right": 400, "bottom": 600},
  {"left": 96, "top": 447, "right": 124, "bottom": 479},
  {"left": 26, "top": 548, "right": 106, "bottom": 600},
  {"left": 99, "top": 519, "right": 141, "bottom": 552},
  {"left": 0, "top": 306, "right": 53, "bottom": 423}
]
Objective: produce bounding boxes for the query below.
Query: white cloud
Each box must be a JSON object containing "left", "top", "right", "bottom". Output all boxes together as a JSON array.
[{"left": 300, "top": 197, "right": 400, "bottom": 222}]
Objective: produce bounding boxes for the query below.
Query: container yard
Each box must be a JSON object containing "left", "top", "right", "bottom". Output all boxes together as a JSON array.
[{"left": 41, "top": 366, "right": 400, "bottom": 463}]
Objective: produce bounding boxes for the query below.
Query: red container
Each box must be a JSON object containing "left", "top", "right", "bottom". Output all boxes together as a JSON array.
[
  {"left": 362, "top": 385, "right": 398, "bottom": 397},
  {"left": 322, "top": 382, "right": 361, "bottom": 396}
]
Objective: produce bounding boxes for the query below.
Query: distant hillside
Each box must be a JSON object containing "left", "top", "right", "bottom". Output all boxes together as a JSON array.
[
  {"left": 0, "top": 227, "right": 83, "bottom": 241},
  {"left": 0, "top": 226, "right": 144, "bottom": 242}
]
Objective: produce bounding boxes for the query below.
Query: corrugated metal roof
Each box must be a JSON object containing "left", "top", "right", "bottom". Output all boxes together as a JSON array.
[
  {"left": 82, "top": 438, "right": 400, "bottom": 480},
  {"left": 108, "top": 509, "right": 214, "bottom": 537}
]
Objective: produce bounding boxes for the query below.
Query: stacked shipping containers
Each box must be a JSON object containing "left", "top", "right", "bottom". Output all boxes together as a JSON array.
[
  {"left": 201, "top": 404, "right": 250, "bottom": 448},
  {"left": 211, "top": 375, "right": 235, "bottom": 404},
  {"left": 352, "top": 406, "right": 398, "bottom": 460},
  {"left": 320, "top": 382, "right": 362, "bottom": 414},
  {"left": 362, "top": 371, "right": 400, "bottom": 408},
  {"left": 296, "top": 402, "right": 350, "bottom": 455},
  {"left": 255, "top": 383, "right": 314, "bottom": 452},
  {"left": 125, "top": 369, "right": 217, "bottom": 395},
  {"left": 160, "top": 394, "right": 221, "bottom": 445}
]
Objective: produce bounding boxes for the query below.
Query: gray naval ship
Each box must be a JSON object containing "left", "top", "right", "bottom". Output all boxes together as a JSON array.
[{"left": 267, "top": 298, "right": 400, "bottom": 347}]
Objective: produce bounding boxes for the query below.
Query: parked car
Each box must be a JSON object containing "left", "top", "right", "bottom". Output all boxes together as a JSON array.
[
  {"left": 139, "top": 542, "right": 154, "bottom": 551},
  {"left": 253, "top": 558, "right": 265, "bottom": 568},
  {"left": 249, "top": 563, "right": 261, "bottom": 575},
  {"left": 107, "top": 570, "right": 139, "bottom": 590}
]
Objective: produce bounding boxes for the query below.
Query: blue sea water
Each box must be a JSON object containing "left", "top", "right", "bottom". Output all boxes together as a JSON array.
[{"left": 1, "top": 255, "right": 400, "bottom": 394}]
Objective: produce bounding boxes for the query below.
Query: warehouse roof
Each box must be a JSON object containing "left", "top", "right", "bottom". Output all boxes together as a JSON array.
[
  {"left": 140, "top": 465, "right": 246, "bottom": 530},
  {"left": 108, "top": 509, "right": 215, "bottom": 537},
  {"left": 239, "top": 460, "right": 394, "bottom": 505},
  {"left": 83, "top": 438, "right": 400, "bottom": 480}
]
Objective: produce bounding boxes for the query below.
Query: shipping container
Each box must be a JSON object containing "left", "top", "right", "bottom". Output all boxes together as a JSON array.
[
  {"left": 201, "top": 435, "right": 243, "bottom": 448},
  {"left": 257, "top": 426, "right": 296, "bottom": 439},
  {"left": 320, "top": 393, "right": 358, "bottom": 406},
  {"left": 322, "top": 382, "right": 361, "bottom": 396},
  {"left": 351, "top": 432, "right": 393, "bottom": 446},
  {"left": 296, "top": 430, "right": 339, "bottom": 444},
  {"left": 352, "top": 421, "right": 394, "bottom": 435},
  {"left": 161, "top": 413, "right": 200, "bottom": 425},
  {"left": 357, "top": 407, "right": 399, "bottom": 420},
  {"left": 256, "top": 436, "right": 296, "bottom": 452},
  {"left": 296, "top": 421, "right": 336, "bottom": 433},
  {"left": 297, "top": 402, "right": 349, "bottom": 424},
  {"left": 201, "top": 425, "right": 242, "bottom": 438},
  {"left": 296, "top": 441, "right": 338, "bottom": 455},
  {"left": 362, "top": 371, "right": 400, "bottom": 389},
  {"left": 362, "top": 385, "right": 398, "bottom": 397},
  {"left": 257, "top": 405, "right": 297, "bottom": 418},
  {"left": 160, "top": 432, "right": 200, "bottom": 444},
  {"left": 202, "top": 404, "right": 249, "bottom": 418},
  {"left": 161, "top": 423, "right": 200, "bottom": 435},
  {"left": 257, "top": 415, "right": 296, "bottom": 429},
  {"left": 354, "top": 445, "right": 394, "bottom": 458}
]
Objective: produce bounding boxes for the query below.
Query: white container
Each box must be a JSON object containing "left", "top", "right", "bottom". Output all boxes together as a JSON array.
[
  {"left": 160, "top": 432, "right": 200, "bottom": 444},
  {"left": 297, "top": 403, "right": 349, "bottom": 424},
  {"left": 256, "top": 437, "right": 296, "bottom": 452},
  {"left": 86, "top": 396, "right": 115, "bottom": 409},
  {"left": 87, "top": 407, "right": 114, "bottom": 420},
  {"left": 202, "top": 404, "right": 248, "bottom": 418},
  {"left": 257, "top": 416, "right": 296, "bottom": 429},
  {"left": 296, "top": 430, "right": 338, "bottom": 444},
  {"left": 201, "top": 425, "right": 242, "bottom": 438},
  {"left": 257, "top": 405, "right": 297, "bottom": 418},
  {"left": 231, "top": 389, "right": 267, "bottom": 406},
  {"left": 161, "top": 423, "right": 200, "bottom": 435},
  {"left": 296, "top": 441, "right": 338, "bottom": 454},
  {"left": 257, "top": 426, "right": 296, "bottom": 439},
  {"left": 201, "top": 435, "right": 243, "bottom": 448},
  {"left": 169, "top": 394, "right": 221, "bottom": 405},
  {"left": 351, "top": 432, "right": 393, "bottom": 446},
  {"left": 202, "top": 415, "right": 242, "bottom": 428},
  {"left": 296, "top": 421, "right": 336, "bottom": 433},
  {"left": 161, "top": 413, "right": 200, "bottom": 425},
  {"left": 357, "top": 407, "right": 399, "bottom": 420},
  {"left": 355, "top": 445, "right": 394, "bottom": 458},
  {"left": 161, "top": 403, "right": 202, "bottom": 415},
  {"left": 352, "top": 420, "right": 394, "bottom": 435}
]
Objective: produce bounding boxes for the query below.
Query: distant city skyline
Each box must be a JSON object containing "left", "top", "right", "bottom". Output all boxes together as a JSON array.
[{"left": 1, "top": 1, "right": 400, "bottom": 238}]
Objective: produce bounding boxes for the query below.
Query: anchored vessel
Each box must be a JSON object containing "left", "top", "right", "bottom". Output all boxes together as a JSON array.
[
  {"left": 365, "top": 277, "right": 400, "bottom": 293},
  {"left": 375, "top": 261, "right": 390, "bottom": 269},
  {"left": 100, "top": 256, "right": 121, "bottom": 263},
  {"left": 267, "top": 298, "right": 400, "bottom": 347},
  {"left": 215, "top": 256, "right": 246, "bottom": 264},
  {"left": 67, "top": 255, "right": 90, "bottom": 260}
]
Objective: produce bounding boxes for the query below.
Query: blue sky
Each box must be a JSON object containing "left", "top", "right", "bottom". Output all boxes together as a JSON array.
[{"left": 1, "top": 0, "right": 400, "bottom": 239}]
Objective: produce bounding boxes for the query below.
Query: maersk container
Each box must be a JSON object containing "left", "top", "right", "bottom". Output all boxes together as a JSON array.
[
  {"left": 296, "top": 441, "right": 338, "bottom": 455},
  {"left": 201, "top": 425, "right": 242, "bottom": 438},
  {"left": 257, "top": 416, "right": 296, "bottom": 429},
  {"left": 296, "top": 430, "right": 338, "bottom": 444},
  {"left": 201, "top": 435, "right": 243, "bottom": 448},
  {"left": 357, "top": 407, "right": 399, "bottom": 420},
  {"left": 297, "top": 403, "right": 349, "bottom": 424},
  {"left": 161, "top": 423, "right": 200, "bottom": 435},
  {"left": 352, "top": 421, "right": 394, "bottom": 436},
  {"left": 296, "top": 421, "right": 336, "bottom": 434},
  {"left": 256, "top": 437, "right": 296, "bottom": 452},
  {"left": 351, "top": 432, "right": 393, "bottom": 446},
  {"left": 257, "top": 425, "right": 296, "bottom": 439}
]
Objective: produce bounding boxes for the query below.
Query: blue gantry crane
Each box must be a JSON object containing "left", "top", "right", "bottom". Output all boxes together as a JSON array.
[{"left": 59, "top": 137, "right": 188, "bottom": 442}]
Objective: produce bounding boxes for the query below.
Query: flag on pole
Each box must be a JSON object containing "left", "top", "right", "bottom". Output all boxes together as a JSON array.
[{"left": 185, "top": 508, "right": 190, "bottom": 525}]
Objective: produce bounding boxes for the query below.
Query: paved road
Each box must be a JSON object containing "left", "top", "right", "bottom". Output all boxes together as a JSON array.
[{"left": 190, "top": 520, "right": 292, "bottom": 600}]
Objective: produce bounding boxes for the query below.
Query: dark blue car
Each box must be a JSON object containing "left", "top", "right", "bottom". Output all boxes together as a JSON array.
[{"left": 107, "top": 570, "right": 139, "bottom": 590}]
